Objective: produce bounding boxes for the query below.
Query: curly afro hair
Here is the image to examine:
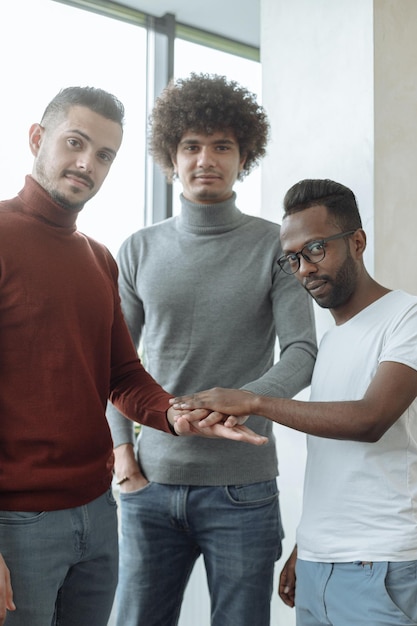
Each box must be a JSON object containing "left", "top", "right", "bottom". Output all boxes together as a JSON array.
[{"left": 149, "top": 73, "right": 270, "bottom": 182}]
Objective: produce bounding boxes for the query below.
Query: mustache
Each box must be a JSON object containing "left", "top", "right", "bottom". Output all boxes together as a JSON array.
[
  {"left": 64, "top": 170, "right": 94, "bottom": 189},
  {"left": 303, "top": 275, "right": 332, "bottom": 288},
  {"left": 194, "top": 169, "right": 222, "bottom": 176}
]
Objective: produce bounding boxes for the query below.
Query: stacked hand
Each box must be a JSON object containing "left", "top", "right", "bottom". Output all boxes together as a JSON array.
[{"left": 169, "top": 388, "right": 266, "bottom": 445}]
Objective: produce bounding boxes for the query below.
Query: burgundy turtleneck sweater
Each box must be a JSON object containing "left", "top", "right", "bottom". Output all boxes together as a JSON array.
[{"left": 0, "top": 176, "right": 172, "bottom": 511}]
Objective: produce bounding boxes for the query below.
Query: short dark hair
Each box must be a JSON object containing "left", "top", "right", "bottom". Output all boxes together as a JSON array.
[
  {"left": 40, "top": 86, "right": 125, "bottom": 128},
  {"left": 283, "top": 179, "right": 363, "bottom": 231},
  {"left": 149, "top": 73, "right": 270, "bottom": 182}
]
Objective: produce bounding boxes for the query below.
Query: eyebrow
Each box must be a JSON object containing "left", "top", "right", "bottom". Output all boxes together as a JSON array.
[
  {"left": 66, "top": 128, "right": 117, "bottom": 158},
  {"left": 282, "top": 236, "right": 324, "bottom": 255},
  {"left": 179, "top": 138, "right": 236, "bottom": 146}
]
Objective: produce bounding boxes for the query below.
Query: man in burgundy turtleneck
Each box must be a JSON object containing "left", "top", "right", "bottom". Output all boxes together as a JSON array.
[{"left": 0, "top": 86, "right": 264, "bottom": 626}]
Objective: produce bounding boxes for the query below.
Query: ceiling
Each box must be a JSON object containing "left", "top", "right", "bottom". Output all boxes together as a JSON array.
[{"left": 116, "top": 0, "right": 260, "bottom": 48}]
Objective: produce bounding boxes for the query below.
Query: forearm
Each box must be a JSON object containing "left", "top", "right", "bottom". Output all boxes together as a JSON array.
[
  {"left": 174, "top": 359, "right": 417, "bottom": 444},
  {"left": 113, "top": 443, "right": 150, "bottom": 492},
  {"left": 174, "top": 389, "right": 369, "bottom": 439},
  {"left": 113, "top": 443, "right": 141, "bottom": 479},
  {"left": 251, "top": 361, "right": 417, "bottom": 441},
  {"left": 110, "top": 360, "right": 173, "bottom": 433},
  {"left": 251, "top": 395, "right": 376, "bottom": 441},
  {"left": 106, "top": 401, "right": 136, "bottom": 448},
  {"left": 242, "top": 345, "right": 316, "bottom": 399}
]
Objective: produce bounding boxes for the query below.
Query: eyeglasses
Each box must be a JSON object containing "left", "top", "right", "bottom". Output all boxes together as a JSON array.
[{"left": 277, "top": 230, "right": 356, "bottom": 275}]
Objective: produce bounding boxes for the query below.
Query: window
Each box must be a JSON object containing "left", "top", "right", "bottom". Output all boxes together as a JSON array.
[
  {"left": 0, "top": 0, "right": 261, "bottom": 255},
  {"left": 174, "top": 39, "right": 262, "bottom": 216}
]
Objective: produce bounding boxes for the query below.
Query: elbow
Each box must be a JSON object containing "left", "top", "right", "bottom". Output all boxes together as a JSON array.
[
  {"left": 358, "top": 432, "right": 382, "bottom": 444},
  {"left": 355, "top": 423, "right": 386, "bottom": 443}
]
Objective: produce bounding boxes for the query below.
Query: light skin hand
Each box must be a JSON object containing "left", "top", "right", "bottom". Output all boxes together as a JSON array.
[
  {"left": 0, "top": 553, "right": 15, "bottom": 623},
  {"left": 168, "top": 404, "right": 267, "bottom": 445},
  {"left": 174, "top": 414, "right": 267, "bottom": 445},
  {"left": 278, "top": 545, "right": 297, "bottom": 608},
  {"left": 113, "top": 443, "right": 148, "bottom": 492}
]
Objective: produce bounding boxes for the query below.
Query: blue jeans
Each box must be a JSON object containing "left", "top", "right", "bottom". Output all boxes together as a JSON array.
[
  {"left": 115, "top": 481, "right": 283, "bottom": 626},
  {"left": 0, "top": 489, "right": 118, "bottom": 626},
  {"left": 296, "top": 559, "right": 417, "bottom": 626}
]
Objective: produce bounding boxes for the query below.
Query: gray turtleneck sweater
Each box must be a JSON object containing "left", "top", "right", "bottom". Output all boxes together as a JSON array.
[{"left": 107, "top": 193, "right": 317, "bottom": 485}]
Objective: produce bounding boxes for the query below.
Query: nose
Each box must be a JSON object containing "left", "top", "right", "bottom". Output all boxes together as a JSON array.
[
  {"left": 197, "top": 147, "right": 215, "bottom": 168},
  {"left": 298, "top": 255, "right": 319, "bottom": 278},
  {"left": 76, "top": 152, "right": 93, "bottom": 173}
]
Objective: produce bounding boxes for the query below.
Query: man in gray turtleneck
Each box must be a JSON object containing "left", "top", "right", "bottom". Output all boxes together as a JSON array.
[{"left": 106, "top": 73, "right": 317, "bottom": 626}]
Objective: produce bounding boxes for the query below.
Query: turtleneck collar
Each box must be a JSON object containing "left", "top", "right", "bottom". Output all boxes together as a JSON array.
[
  {"left": 17, "top": 175, "right": 81, "bottom": 231},
  {"left": 178, "top": 192, "right": 244, "bottom": 235}
]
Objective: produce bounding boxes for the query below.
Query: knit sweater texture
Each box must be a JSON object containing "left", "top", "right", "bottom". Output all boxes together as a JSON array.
[
  {"left": 107, "top": 193, "right": 317, "bottom": 485},
  {"left": 0, "top": 176, "right": 172, "bottom": 511}
]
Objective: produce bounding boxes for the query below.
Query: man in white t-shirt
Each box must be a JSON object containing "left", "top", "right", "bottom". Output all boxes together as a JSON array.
[{"left": 171, "top": 178, "right": 417, "bottom": 626}]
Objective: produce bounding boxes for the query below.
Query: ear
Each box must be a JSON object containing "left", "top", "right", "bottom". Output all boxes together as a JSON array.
[
  {"left": 351, "top": 228, "right": 367, "bottom": 259},
  {"left": 239, "top": 152, "right": 247, "bottom": 172},
  {"left": 29, "top": 123, "right": 44, "bottom": 157}
]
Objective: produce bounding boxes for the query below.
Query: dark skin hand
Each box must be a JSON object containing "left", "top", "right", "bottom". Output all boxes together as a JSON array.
[{"left": 278, "top": 546, "right": 297, "bottom": 608}]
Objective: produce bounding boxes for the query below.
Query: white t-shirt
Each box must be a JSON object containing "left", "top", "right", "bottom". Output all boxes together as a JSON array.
[{"left": 297, "top": 290, "right": 417, "bottom": 562}]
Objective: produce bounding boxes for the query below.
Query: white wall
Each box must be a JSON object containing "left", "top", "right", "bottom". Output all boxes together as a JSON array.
[
  {"left": 374, "top": 0, "right": 417, "bottom": 293},
  {"left": 261, "top": 1, "right": 417, "bottom": 624},
  {"left": 261, "top": 1, "right": 375, "bottom": 623}
]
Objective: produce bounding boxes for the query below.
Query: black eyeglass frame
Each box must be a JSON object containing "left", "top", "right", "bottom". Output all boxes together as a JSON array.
[{"left": 277, "top": 230, "right": 357, "bottom": 275}]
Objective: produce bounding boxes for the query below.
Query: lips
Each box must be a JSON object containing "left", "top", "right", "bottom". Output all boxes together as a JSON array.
[
  {"left": 65, "top": 171, "right": 93, "bottom": 190},
  {"left": 194, "top": 175, "right": 220, "bottom": 182},
  {"left": 304, "top": 279, "right": 327, "bottom": 294}
]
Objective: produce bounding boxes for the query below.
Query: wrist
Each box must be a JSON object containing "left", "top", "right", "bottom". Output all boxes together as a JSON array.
[
  {"left": 115, "top": 470, "right": 142, "bottom": 486},
  {"left": 249, "top": 392, "right": 262, "bottom": 415}
]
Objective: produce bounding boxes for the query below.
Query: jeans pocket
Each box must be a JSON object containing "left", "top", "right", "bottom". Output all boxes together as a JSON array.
[
  {"left": 384, "top": 561, "right": 417, "bottom": 623},
  {"left": 225, "top": 479, "right": 278, "bottom": 506},
  {"left": 0, "top": 510, "right": 47, "bottom": 525},
  {"left": 119, "top": 481, "right": 154, "bottom": 499}
]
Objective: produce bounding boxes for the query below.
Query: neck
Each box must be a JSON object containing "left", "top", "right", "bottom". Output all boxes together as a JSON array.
[
  {"left": 18, "top": 176, "right": 79, "bottom": 230},
  {"left": 178, "top": 192, "right": 243, "bottom": 235},
  {"left": 332, "top": 274, "right": 390, "bottom": 325}
]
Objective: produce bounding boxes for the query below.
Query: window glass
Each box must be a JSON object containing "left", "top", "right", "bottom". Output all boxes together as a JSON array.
[
  {"left": 0, "top": 1, "right": 261, "bottom": 253},
  {"left": 173, "top": 39, "right": 262, "bottom": 216},
  {"left": 0, "top": 0, "right": 147, "bottom": 255}
]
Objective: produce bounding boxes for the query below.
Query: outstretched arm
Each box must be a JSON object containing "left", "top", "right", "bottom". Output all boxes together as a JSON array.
[{"left": 172, "top": 361, "right": 417, "bottom": 442}]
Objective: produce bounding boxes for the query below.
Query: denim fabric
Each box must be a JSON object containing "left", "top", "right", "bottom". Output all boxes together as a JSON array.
[
  {"left": 295, "top": 559, "right": 417, "bottom": 626},
  {"left": 0, "top": 489, "right": 118, "bottom": 626},
  {"left": 115, "top": 481, "right": 283, "bottom": 626}
]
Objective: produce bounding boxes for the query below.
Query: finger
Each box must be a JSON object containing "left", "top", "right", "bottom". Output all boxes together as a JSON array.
[
  {"left": 224, "top": 415, "right": 249, "bottom": 427},
  {"left": 181, "top": 408, "right": 211, "bottom": 421},
  {"left": 171, "top": 400, "right": 194, "bottom": 410},
  {"left": 175, "top": 418, "right": 268, "bottom": 445},
  {"left": 173, "top": 417, "right": 194, "bottom": 435},
  {"left": 171, "top": 395, "right": 206, "bottom": 410},
  {"left": 197, "top": 411, "right": 228, "bottom": 427},
  {"left": 209, "top": 423, "right": 268, "bottom": 445},
  {"left": 278, "top": 589, "right": 295, "bottom": 608}
]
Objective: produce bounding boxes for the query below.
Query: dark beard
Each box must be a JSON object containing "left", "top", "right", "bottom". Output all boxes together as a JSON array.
[
  {"left": 309, "top": 253, "right": 358, "bottom": 309},
  {"left": 34, "top": 158, "right": 89, "bottom": 212},
  {"left": 48, "top": 188, "right": 85, "bottom": 212}
]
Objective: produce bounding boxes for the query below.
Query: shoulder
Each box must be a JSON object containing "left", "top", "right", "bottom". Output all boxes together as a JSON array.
[
  {"left": 120, "top": 216, "right": 177, "bottom": 248},
  {"left": 242, "top": 213, "right": 281, "bottom": 233},
  {"left": 78, "top": 232, "right": 118, "bottom": 272},
  {"left": 380, "top": 290, "right": 417, "bottom": 317}
]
